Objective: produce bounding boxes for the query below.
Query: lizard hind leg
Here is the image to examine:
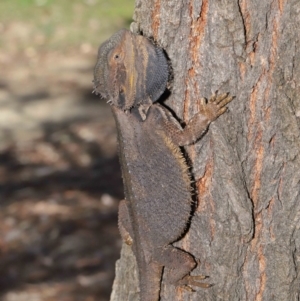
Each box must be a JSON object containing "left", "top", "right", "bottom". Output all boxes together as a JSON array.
[{"left": 155, "top": 245, "right": 211, "bottom": 289}]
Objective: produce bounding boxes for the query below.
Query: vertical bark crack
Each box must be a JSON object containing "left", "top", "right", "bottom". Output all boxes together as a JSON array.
[{"left": 151, "top": 0, "right": 161, "bottom": 40}]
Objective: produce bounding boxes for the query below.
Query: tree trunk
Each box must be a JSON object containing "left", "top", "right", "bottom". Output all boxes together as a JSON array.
[{"left": 110, "top": 0, "right": 300, "bottom": 300}]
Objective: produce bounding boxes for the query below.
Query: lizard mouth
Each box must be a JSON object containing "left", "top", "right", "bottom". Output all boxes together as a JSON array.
[
  {"left": 115, "top": 86, "right": 135, "bottom": 111},
  {"left": 92, "top": 80, "right": 134, "bottom": 113},
  {"left": 117, "top": 88, "right": 125, "bottom": 105}
]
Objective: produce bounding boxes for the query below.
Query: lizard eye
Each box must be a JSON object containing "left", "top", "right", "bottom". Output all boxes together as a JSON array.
[{"left": 114, "top": 54, "right": 120, "bottom": 59}]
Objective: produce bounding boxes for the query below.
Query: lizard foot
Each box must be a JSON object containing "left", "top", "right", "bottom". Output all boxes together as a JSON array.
[{"left": 197, "top": 92, "right": 234, "bottom": 121}]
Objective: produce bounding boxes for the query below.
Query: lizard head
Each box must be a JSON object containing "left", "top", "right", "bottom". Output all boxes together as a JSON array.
[{"left": 93, "top": 29, "right": 169, "bottom": 112}]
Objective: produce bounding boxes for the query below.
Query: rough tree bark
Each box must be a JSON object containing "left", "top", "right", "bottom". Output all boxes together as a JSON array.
[{"left": 110, "top": 0, "right": 300, "bottom": 300}]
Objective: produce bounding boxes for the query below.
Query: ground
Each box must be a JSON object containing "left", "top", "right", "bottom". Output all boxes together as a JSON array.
[{"left": 0, "top": 2, "right": 131, "bottom": 299}]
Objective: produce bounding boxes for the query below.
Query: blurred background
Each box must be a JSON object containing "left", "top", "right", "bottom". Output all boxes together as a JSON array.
[{"left": 0, "top": 0, "right": 134, "bottom": 300}]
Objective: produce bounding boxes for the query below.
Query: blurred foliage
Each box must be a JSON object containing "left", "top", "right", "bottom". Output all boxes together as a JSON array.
[{"left": 0, "top": 0, "right": 134, "bottom": 52}]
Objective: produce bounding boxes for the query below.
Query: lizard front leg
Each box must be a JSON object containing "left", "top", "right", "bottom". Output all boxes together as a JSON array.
[{"left": 160, "top": 92, "right": 233, "bottom": 146}]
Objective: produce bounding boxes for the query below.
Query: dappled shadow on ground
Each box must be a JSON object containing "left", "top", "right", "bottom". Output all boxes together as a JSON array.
[
  {"left": 0, "top": 118, "right": 123, "bottom": 203},
  {"left": 0, "top": 56, "right": 123, "bottom": 301}
]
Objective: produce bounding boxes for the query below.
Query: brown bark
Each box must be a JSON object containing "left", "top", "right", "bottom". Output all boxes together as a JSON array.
[{"left": 111, "top": 0, "right": 300, "bottom": 300}]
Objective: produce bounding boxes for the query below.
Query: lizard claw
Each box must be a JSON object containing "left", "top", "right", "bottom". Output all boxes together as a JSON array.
[
  {"left": 181, "top": 285, "right": 195, "bottom": 292},
  {"left": 177, "top": 274, "right": 213, "bottom": 289}
]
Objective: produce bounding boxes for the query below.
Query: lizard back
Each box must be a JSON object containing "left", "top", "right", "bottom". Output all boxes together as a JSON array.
[{"left": 112, "top": 105, "right": 192, "bottom": 247}]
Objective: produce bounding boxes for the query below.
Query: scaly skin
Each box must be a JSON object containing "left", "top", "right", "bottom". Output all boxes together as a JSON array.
[{"left": 93, "top": 29, "right": 234, "bottom": 301}]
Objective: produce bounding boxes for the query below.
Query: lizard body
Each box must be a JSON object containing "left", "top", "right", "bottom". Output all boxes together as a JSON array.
[{"left": 93, "top": 29, "right": 233, "bottom": 301}]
